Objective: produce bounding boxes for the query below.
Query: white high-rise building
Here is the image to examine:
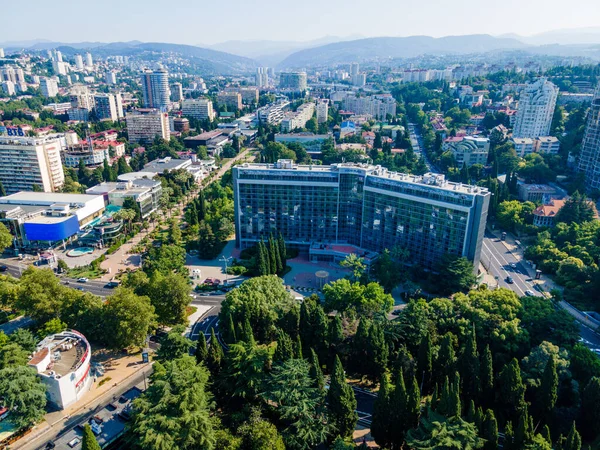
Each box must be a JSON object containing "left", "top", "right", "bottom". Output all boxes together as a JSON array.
[
  {"left": 0, "top": 135, "right": 65, "bottom": 193},
  {"left": 350, "top": 63, "right": 360, "bottom": 76},
  {"left": 171, "top": 82, "right": 183, "bottom": 102},
  {"left": 126, "top": 109, "right": 170, "bottom": 143},
  {"left": 85, "top": 52, "right": 93, "bottom": 67},
  {"left": 105, "top": 71, "right": 117, "bottom": 85},
  {"left": 40, "top": 78, "right": 59, "bottom": 98},
  {"left": 352, "top": 73, "right": 366, "bottom": 87},
  {"left": 54, "top": 50, "right": 63, "bottom": 62},
  {"left": 141, "top": 68, "right": 170, "bottom": 110},
  {"left": 513, "top": 78, "right": 559, "bottom": 138},
  {"left": 114, "top": 92, "right": 124, "bottom": 119},
  {"left": 74, "top": 55, "right": 84, "bottom": 70},
  {"left": 577, "top": 86, "right": 600, "bottom": 191},
  {"left": 256, "top": 67, "right": 269, "bottom": 88},
  {"left": 94, "top": 93, "right": 119, "bottom": 121},
  {"left": 0, "top": 48, "right": 4, "bottom": 58},
  {"left": 316, "top": 99, "right": 329, "bottom": 124},
  {"left": 1, "top": 81, "right": 15, "bottom": 96},
  {"left": 69, "top": 84, "right": 95, "bottom": 110},
  {"left": 182, "top": 98, "right": 215, "bottom": 120},
  {"left": 52, "top": 60, "right": 68, "bottom": 76}
]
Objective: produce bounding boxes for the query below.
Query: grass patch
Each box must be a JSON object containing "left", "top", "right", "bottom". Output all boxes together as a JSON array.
[
  {"left": 67, "top": 266, "right": 105, "bottom": 279},
  {"left": 186, "top": 306, "right": 197, "bottom": 318},
  {"left": 98, "top": 376, "right": 112, "bottom": 387}
]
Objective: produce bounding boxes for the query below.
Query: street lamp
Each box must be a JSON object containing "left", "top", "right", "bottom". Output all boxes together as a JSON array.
[{"left": 219, "top": 256, "right": 232, "bottom": 285}]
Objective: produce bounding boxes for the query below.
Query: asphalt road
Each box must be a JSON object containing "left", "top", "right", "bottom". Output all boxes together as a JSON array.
[
  {"left": 407, "top": 122, "right": 436, "bottom": 172},
  {"left": 480, "top": 232, "right": 600, "bottom": 350}
]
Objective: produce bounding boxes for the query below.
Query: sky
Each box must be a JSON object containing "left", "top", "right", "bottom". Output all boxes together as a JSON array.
[{"left": 2, "top": 0, "right": 600, "bottom": 46}]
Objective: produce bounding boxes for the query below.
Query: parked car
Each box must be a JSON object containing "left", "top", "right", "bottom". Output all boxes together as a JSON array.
[
  {"left": 77, "top": 277, "right": 89, "bottom": 283},
  {"left": 105, "top": 280, "right": 120, "bottom": 288},
  {"left": 525, "top": 290, "right": 535, "bottom": 296}
]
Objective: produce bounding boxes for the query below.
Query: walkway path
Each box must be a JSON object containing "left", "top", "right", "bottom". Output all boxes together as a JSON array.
[{"left": 99, "top": 149, "right": 253, "bottom": 281}]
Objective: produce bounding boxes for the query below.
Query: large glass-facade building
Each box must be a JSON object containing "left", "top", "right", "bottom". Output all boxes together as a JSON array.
[{"left": 233, "top": 160, "right": 490, "bottom": 269}]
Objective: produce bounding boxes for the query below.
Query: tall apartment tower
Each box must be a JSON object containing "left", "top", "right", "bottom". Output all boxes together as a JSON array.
[
  {"left": 141, "top": 68, "right": 170, "bottom": 110},
  {"left": 40, "top": 78, "right": 59, "bottom": 98},
  {"left": 350, "top": 62, "right": 360, "bottom": 76},
  {"left": 105, "top": 71, "right": 117, "bottom": 85},
  {"left": 316, "top": 100, "right": 329, "bottom": 124},
  {"left": 85, "top": 52, "right": 93, "bottom": 67},
  {"left": 279, "top": 72, "right": 307, "bottom": 91},
  {"left": 74, "top": 55, "right": 84, "bottom": 70},
  {"left": 255, "top": 67, "right": 269, "bottom": 88},
  {"left": 171, "top": 82, "right": 183, "bottom": 102},
  {"left": 94, "top": 93, "right": 119, "bottom": 121},
  {"left": 0, "top": 135, "right": 65, "bottom": 193},
  {"left": 233, "top": 161, "right": 490, "bottom": 271},
  {"left": 577, "top": 86, "right": 600, "bottom": 191},
  {"left": 0, "top": 48, "right": 4, "bottom": 58},
  {"left": 513, "top": 77, "right": 559, "bottom": 138}
]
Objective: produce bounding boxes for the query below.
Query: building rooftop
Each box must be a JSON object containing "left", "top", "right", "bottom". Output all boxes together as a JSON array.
[
  {"left": 533, "top": 199, "right": 566, "bottom": 218},
  {"left": 29, "top": 330, "right": 89, "bottom": 378},
  {"left": 0, "top": 191, "right": 101, "bottom": 206},
  {"left": 236, "top": 161, "right": 489, "bottom": 196},
  {"left": 143, "top": 157, "right": 191, "bottom": 174}
]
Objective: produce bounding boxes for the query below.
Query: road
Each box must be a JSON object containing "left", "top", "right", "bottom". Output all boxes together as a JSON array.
[
  {"left": 480, "top": 231, "right": 600, "bottom": 350},
  {"left": 407, "top": 122, "right": 436, "bottom": 172}
]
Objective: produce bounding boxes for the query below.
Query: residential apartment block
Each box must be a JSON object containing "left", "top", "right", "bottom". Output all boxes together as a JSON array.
[
  {"left": 217, "top": 91, "right": 242, "bottom": 111},
  {"left": 233, "top": 160, "right": 490, "bottom": 270},
  {"left": 279, "top": 72, "right": 307, "bottom": 91},
  {"left": 40, "top": 78, "right": 59, "bottom": 98},
  {"left": 0, "top": 135, "right": 65, "bottom": 194},
  {"left": 513, "top": 78, "right": 558, "bottom": 138},
  {"left": 182, "top": 98, "right": 215, "bottom": 120},
  {"left": 126, "top": 109, "right": 170, "bottom": 143},
  {"left": 281, "top": 103, "right": 315, "bottom": 133},
  {"left": 141, "top": 68, "right": 170, "bottom": 110},
  {"left": 577, "top": 87, "right": 600, "bottom": 191},
  {"left": 341, "top": 94, "right": 396, "bottom": 120},
  {"left": 448, "top": 136, "right": 490, "bottom": 167}
]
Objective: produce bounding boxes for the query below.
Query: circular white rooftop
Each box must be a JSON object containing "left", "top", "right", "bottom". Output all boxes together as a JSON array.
[{"left": 117, "top": 172, "right": 157, "bottom": 181}]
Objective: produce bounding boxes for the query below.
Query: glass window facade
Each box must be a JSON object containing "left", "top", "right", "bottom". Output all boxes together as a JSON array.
[{"left": 234, "top": 164, "right": 489, "bottom": 269}]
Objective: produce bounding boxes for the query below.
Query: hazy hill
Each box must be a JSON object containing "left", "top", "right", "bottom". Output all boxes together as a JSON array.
[{"left": 278, "top": 34, "right": 528, "bottom": 68}]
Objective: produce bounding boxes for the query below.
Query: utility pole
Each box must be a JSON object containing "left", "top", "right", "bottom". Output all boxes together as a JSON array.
[{"left": 219, "top": 255, "right": 232, "bottom": 285}]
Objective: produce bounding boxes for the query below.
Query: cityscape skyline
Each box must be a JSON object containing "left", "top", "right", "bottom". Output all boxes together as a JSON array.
[{"left": 1, "top": 0, "right": 600, "bottom": 46}]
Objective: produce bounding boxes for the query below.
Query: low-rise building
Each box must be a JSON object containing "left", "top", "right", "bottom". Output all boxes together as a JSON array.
[
  {"left": 275, "top": 133, "right": 332, "bottom": 157},
  {"left": 533, "top": 199, "right": 566, "bottom": 227},
  {"left": 534, "top": 136, "right": 560, "bottom": 155},
  {"left": 518, "top": 183, "right": 558, "bottom": 202},
  {"left": 183, "top": 130, "right": 224, "bottom": 149},
  {"left": 217, "top": 91, "right": 242, "bottom": 111},
  {"left": 28, "top": 330, "right": 93, "bottom": 409},
  {"left": 86, "top": 179, "right": 162, "bottom": 219},
  {"left": 182, "top": 98, "right": 215, "bottom": 120},
  {"left": 511, "top": 137, "right": 535, "bottom": 157},
  {"left": 447, "top": 136, "right": 490, "bottom": 167}
]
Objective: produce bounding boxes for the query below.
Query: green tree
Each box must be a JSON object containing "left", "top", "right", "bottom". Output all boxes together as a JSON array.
[
  {"left": 564, "top": 422, "right": 581, "bottom": 450},
  {"left": 435, "top": 333, "right": 457, "bottom": 385},
  {"left": 38, "top": 318, "right": 67, "bottom": 337},
  {"left": 206, "top": 327, "right": 223, "bottom": 376},
  {"left": 221, "top": 340, "right": 274, "bottom": 400},
  {"left": 322, "top": 279, "right": 393, "bottom": 317},
  {"left": 197, "top": 221, "right": 218, "bottom": 259},
  {"left": 16, "top": 267, "right": 68, "bottom": 322},
  {"left": 390, "top": 368, "right": 408, "bottom": 447},
  {"left": 406, "top": 408, "right": 484, "bottom": 450},
  {"left": 327, "top": 356, "right": 358, "bottom": 439},
  {"left": 372, "top": 249, "right": 405, "bottom": 293},
  {"left": 555, "top": 191, "right": 595, "bottom": 225},
  {"left": 328, "top": 314, "right": 344, "bottom": 347},
  {"left": 436, "top": 254, "right": 476, "bottom": 295},
  {"left": 459, "top": 326, "right": 480, "bottom": 402},
  {"left": 497, "top": 358, "right": 525, "bottom": 422},
  {"left": 274, "top": 328, "right": 294, "bottom": 363},
  {"left": 195, "top": 332, "right": 208, "bottom": 365},
  {"left": 156, "top": 326, "right": 193, "bottom": 362},
  {"left": 417, "top": 332, "right": 433, "bottom": 391},
  {"left": 482, "top": 409, "right": 498, "bottom": 450},
  {"left": 480, "top": 345, "right": 494, "bottom": 407},
  {"left": 537, "top": 356, "right": 558, "bottom": 422},
  {"left": 238, "top": 413, "right": 286, "bottom": 450},
  {"left": 371, "top": 373, "right": 392, "bottom": 448},
  {"left": 580, "top": 377, "right": 600, "bottom": 440},
  {"left": 340, "top": 253, "right": 367, "bottom": 283},
  {"left": 147, "top": 272, "right": 190, "bottom": 326},
  {"left": 309, "top": 348, "right": 325, "bottom": 392},
  {"left": 102, "top": 288, "right": 156, "bottom": 349},
  {"left": 130, "top": 356, "right": 215, "bottom": 450},
  {"left": 0, "top": 223, "right": 13, "bottom": 253},
  {"left": 0, "top": 366, "right": 47, "bottom": 428},
  {"left": 82, "top": 424, "right": 102, "bottom": 450},
  {"left": 0, "top": 342, "right": 29, "bottom": 369}
]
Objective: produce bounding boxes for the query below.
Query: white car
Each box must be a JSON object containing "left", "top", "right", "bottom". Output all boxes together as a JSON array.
[
  {"left": 510, "top": 263, "right": 517, "bottom": 269},
  {"left": 525, "top": 290, "right": 535, "bottom": 296},
  {"left": 77, "top": 277, "right": 89, "bottom": 283}
]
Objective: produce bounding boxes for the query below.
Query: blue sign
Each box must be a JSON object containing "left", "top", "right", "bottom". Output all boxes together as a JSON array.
[{"left": 6, "top": 127, "right": 25, "bottom": 137}]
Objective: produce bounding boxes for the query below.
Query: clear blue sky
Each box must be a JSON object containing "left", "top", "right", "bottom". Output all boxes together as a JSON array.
[{"left": 3, "top": 0, "right": 600, "bottom": 45}]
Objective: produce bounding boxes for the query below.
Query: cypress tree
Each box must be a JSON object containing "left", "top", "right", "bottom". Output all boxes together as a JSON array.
[
  {"left": 225, "top": 314, "right": 237, "bottom": 344},
  {"left": 504, "top": 421, "right": 515, "bottom": 450},
  {"left": 498, "top": 359, "right": 525, "bottom": 422},
  {"left": 581, "top": 377, "right": 600, "bottom": 440},
  {"left": 268, "top": 238, "right": 278, "bottom": 275},
  {"left": 206, "top": 327, "right": 223, "bottom": 376},
  {"left": 390, "top": 368, "right": 408, "bottom": 447},
  {"left": 404, "top": 373, "right": 421, "bottom": 429},
  {"left": 197, "top": 191, "right": 206, "bottom": 221},
  {"left": 240, "top": 317, "right": 255, "bottom": 345},
  {"left": 514, "top": 406, "right": 532, "bottom": 448},
  {"left": 351, "top": 317, "right": 371, "bottom": 373},
  {"left": 371, "top": 373, "right": 392, "bottom": 449},
  {"left": 274, "top": 329, "right": 294, "bottom": 363},
  {"left": 294, "top": 334, "right": 303, "bottom": 359},
  {"left": 327, "top": 355, "right": 358, "bottom": 439},
  {"left": 564, "top": 422, "right": 581, "bottom": 450},
  {"left": 430, "top": 383, "right": 439, "bottom": 411},
  {"left": 278, "top": 233, "right": 287, "bottom": 269},
  {"left": 538, "top": 355, "right": 558, "bottom": 422},
  {"left": 312, "top": 303, "right": 329, "bottom": 363},
  {"left": 195, "top": 332, "right": 208, "bottom": 364},
  {"left": 328, "top": 314, "right": 344, "bottom": 347},
  {"left": 82, "top": 424, "right": 101, "bottom": 450},
  {"left": 270, "top": 235, "right": 283, "bottom": 273},
  {"left": 436, "top": 333, "right": 456, "bottom": 384},
  {"left": 475, "top": 406, "right": 485, "bottom": 433},
  {"left": 417, "top": 332, "right": 432, "bottom": 392},
  {"left": 480, "top": 345, "right": 494, "bottom": 407},
  {"left": 257, "top": 240, "right": 268, "bottom": 275},
  {"left": 188, "top": 203, "right": 198, "bottom": 226},
  {"left": 450, "top": 372, "right": 461, "bottom": 418},
  {"left": 309, "top": 348, "right": 325, "bottom": 392},
  {"left": 541, "top": 425, "right": 552, "bottom": 444},
  {"left": 368, "top": 323, "right": 389, "bottom": 382},
  {"left": 466, "top": 399, "right": 476, "bottom": 423},
  {"left": 460, "top": 326, "right": 480, "bottom": 403},
  {"left": 482, "top": 409, "right": 498, "bottom": 450},
  {"left": 437, "top": 376, "right": 452, "bottom": 417}
]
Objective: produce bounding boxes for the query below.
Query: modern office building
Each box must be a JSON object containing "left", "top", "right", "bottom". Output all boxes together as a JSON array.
[
  {"left": 182, "top": 98, "right": 215, "bottom": 120},
  {"left": 279, "top": 71, "right": 307, "bottom": 91},
  {"left": 94, "top": 93, "right": 120, "bottom": 122},
  {"left": 577, "top": 87, "right": 600, "bottom": 191},
  {"left": 141, "top": 68, "right": 170, "bottom": 110},
  {"left": 0, "top": 135, "right": 65, "bottom": 194},
  {"left": 513, "top": 78, "right": 559, "bottom": 138},
  {"left": 316, "top": 99, "right": 329, "bottom": 124},
  {"left": 87, "top": 178, "right": 162, "bottom": 219},
  {"left": 29, "top": 330, "right": 93, "bottom": 409},
  {"left": 233, "top": 160, "right": 490, "bottom": 270},
  {"left": 40, "top": 78, "right": 59, "bottom": 98},
  {"left": 126, "top": 109, "right": 170, "bottom": 143},
  {"left": 448, "top": 136, "right": 490, "bottom": 168}
]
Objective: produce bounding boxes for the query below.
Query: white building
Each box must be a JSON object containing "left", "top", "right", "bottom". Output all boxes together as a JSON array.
[
  {"left": 350, "top": 63, "right": 360, "bottom": 76},
  {"left": 0, "top": 48, "right": 4, "bottom": 58},
  {"left": 52, "top": 60, "right": 69, "bottom": 76},
  {"left": 448, "top": 136, "right": 490, "bottom": 167},
  {"left": 126, "top": 108, "right": 170, "bottom": 143},
  {"left": 1, "top": 81, "right": 15, "bottom": 96},
  {"left": 105, "top": 70, "right": 117, "bottom": 85},
  {"left": 341, "top": 93, "right": 396, "bottom": 120},
  {"left": 87, "top": 179, "right": 162, "bottom": 219},
  {"left": 94, "top": 93, "right": 120, "bottom": 122},
  {"left": 576, "top": 87, "right": 600, "bottom": 191},
  {"left": 511, "top": 137, "right": 535, "bottom": 157},
  {"left": 40, "top": 78, "right": 59, "bottom": 98},
  {"left": 513, "top": 78, "right": 559, "bottom": 138},
  {"left": 281, "top": 102, "right": 315, "bottom": 133},
  {"left": 352, "top": 73, "right": 366, "bottom": 87},
  {"left": 74, "top": 54, "right": 84, "bottom": 70},
  {"left": 28, "top": 330, "right": 93, "bottom": 409},
  {"left": 182, "top": 98, "right": 215, "bottom": 120},
  {"left": 534, "top": 136, "right": 560, "bottom": 155},
  {"left": 316, "top": 99, "right": 329, "bottom": 124},
  {"left": 85, "top": 52, "right": 93, "bottom": 68},
  {"left": 0, "top": 135, "right": 65, "bottom": 194},
  {"left": 69, "top": 84, "right": 95, "bottom": 111},
  {"left": 257, "top": 101, "right": 290, "bottom": 125},
  {"left": 279, "top": 71, "right": 307, "bottom": 91},
  {"left": 256, "top": 67, "right": 269, "bottom": 88}
]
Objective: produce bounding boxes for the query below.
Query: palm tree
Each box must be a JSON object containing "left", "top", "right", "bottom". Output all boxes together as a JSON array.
[{"left": 114, "top": 208, "right": 136, "bottom": 234}]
